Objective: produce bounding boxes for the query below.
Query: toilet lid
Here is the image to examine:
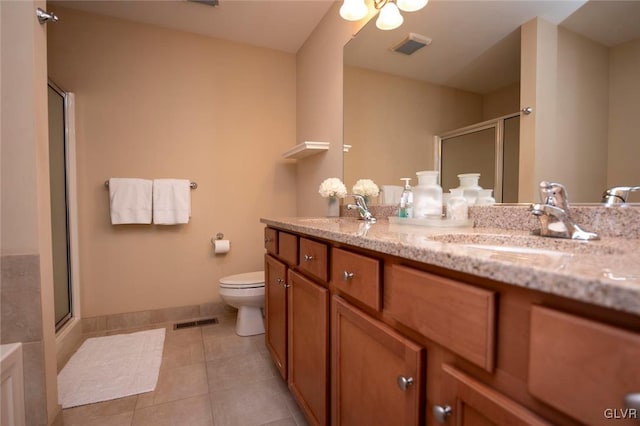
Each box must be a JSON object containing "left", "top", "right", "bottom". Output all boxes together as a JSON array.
[{"left": 219, "top": 271, "right": 265, "bottom": 288}]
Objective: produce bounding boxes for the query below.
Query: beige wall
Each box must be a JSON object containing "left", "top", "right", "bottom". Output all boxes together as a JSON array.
[
  {"left": 47, "top": 7, "right": 297, "bottom": 317},
  {"left": 555, "top": 26, "right": 609, "bottom": 202},
  {"left": 295, "top": 3, "right": 372, "bottom": 216},
  {"left": 608, "top": 38, "right": 640, "bottom": 188},
  {"left": 520, "top": 18, "right": 609, "bottom": 203},
  {"left": 343, "top": 66, "right": 483, "bottom": 192},
  {"left": 482, "top": 82, "right": 520, "bottom": 121},
  {"left": 1, "top": 0, "right": 59, "bottom": 423}
]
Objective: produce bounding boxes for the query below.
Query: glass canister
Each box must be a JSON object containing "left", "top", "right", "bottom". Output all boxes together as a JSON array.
[
  {"left": 455, "top": 173, "right": 482, "bottom": 205},
  {"left": 476, "top": 189, "right": 496, "bottom": 205},
  {"left": 413, "top": 171, "right": 443, "bottom": 218},
  {"left": 446, "top": 188, "right": 469, "bottom": 221}
]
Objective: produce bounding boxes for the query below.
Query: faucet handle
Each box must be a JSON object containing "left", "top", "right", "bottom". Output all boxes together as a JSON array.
[
  {"left": 347, "top": 193, "right": 366, "bottom": 206},
  {"left": 539, "top": 181, "right": 569, "bottom": 210},
  {"left": 602, "top": 186, "right": 640, "bottom": 205}
]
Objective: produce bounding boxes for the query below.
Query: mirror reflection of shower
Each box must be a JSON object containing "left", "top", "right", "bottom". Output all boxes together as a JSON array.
[
  {"left": 436, "top": 113, "right": 520, "bottom": 203},
  {"left": 48, "top": 81, "right": 75, "bottom": 332}
]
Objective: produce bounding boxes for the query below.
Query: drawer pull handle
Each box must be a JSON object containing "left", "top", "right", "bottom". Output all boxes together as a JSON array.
[
  {"left": 342, "top": 271, "right": 355, "bottom": 281},
  {"left": 264, "top": 237, "right": 272, "bottom": 243},
  {"left": 432, "top": 405, "right": 452, "bottom": 424},
  {"left": 397, "top": 375, "right": 414, "bottom": 391},
  {"left": 625, "top": 393, "right": 640, "bottom": 410},
  {"left": 303, "top": 254, "right": 314, "bottom": 262},
  {"left": 276, "top": 278, "right": 284, "bottom": 285}
]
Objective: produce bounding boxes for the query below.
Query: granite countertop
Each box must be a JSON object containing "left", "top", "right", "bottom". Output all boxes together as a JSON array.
[{"left": 260, "top": 216, "right": 640, "bottom": 316}]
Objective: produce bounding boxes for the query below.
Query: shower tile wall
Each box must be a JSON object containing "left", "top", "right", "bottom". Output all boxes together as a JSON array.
[{"left": 1, "top": 254, "right": 48, "bottom": 425}]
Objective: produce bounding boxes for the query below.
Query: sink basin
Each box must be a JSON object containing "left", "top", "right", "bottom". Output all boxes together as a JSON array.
[{"left": 428, "top": 233, "right": 623, "bottom": 256}]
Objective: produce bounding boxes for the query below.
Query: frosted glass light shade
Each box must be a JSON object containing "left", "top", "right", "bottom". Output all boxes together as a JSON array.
[
  {"left": 340, "top": 0, "right": 368, "bottom": 21},
  {"left": 397, "top": 0, "right": 428, "bottom": 12},
  {"left": 376, "top": 2, "right": 403, "bottom": 30}
]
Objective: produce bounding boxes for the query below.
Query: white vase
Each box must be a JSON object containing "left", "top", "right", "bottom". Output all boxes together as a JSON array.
[{"left": 327, "top": 197, "right": 340, "bottom": 217}]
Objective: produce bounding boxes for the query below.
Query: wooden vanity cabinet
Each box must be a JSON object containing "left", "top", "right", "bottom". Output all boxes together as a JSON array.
[
  {"left": 265, "top": 255, "right": 288, "bottom": 380},
  {"left": 288, "top": 270, "right": 330, "bottom": 426},
  {"left": 332, "top": 296, "right": 424, "bottom": 426},
  {"left": 264, "top": 229, "right": 330, "bottom": 425},
  {"left": 264, "top": 230, "right": 298, "bottom": 380},
  {"left": 264, "top": 226, "right": 640, "bottom": 426}
]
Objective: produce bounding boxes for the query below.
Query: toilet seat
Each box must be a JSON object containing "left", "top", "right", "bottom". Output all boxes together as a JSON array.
[{"left": 219, "top": 271, "right": 264, "bottom": 289}]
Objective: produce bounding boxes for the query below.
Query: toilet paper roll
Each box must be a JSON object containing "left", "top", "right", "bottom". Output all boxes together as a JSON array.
[{"left": 212, "top": 239, "right": 230, "bottom": 254}]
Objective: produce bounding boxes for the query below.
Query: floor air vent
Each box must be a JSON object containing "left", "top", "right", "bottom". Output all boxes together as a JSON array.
[{"left": 174, "top": 317, "right": 219, "bottom": 330}]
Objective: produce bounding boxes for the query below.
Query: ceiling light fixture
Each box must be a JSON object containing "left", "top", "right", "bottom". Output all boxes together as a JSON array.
[
  {"left": 396, "top": 0, "right": 428, "bottom": 13},
  {"left": 375, "top": 0, "right": 403, "bottom": 30},
  {"left": 339, "top": 0, "right": 368, "bottom": 21},
  {"left": 339, "top": 0, "right": 428, "bottom": 30}
]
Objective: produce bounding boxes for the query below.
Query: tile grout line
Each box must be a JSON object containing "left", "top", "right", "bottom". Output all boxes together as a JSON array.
[{"left": 202, "top": 326, "right": 217, "bottom": 426}]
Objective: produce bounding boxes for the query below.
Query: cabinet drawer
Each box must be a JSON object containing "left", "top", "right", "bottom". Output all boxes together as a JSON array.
[
  {"left": 384, "top": 264, "right": 496, "bottom": 371},
  {"left": 529, "top": 306, "right": 640, "bottom": 425},
  {"left": 264, "top": 228, "right": 278, "bottom": 255},
  {"left": 299, "top": 238, "right": 328, "bottom": 282},
  {"left": 278, "top": 232, "right": 298, "bottom": 266},
  {"left": 331, "top": 248, "right": 381, "bottom": 311}
]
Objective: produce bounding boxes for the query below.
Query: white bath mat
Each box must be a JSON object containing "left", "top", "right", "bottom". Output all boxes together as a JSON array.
[{"left": 58, "top": 328, "right": 165, "bottom": 408}]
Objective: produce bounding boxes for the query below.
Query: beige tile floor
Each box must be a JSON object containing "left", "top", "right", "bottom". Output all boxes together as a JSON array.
[{"left": 61, "top": 312, "right": 308, "bottom": 426}]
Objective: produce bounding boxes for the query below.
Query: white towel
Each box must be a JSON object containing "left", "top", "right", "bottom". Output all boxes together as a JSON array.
[
  {"left": 153, "top": 179, "right": 191, "bottom": 225},
  {"left": 108, "top": 178, "right": 153, "bottom": 224}
]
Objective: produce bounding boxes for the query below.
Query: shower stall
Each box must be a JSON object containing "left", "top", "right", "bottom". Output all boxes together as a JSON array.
[
  {"left": 435, "top": 112, "right": 521, "bottom": 203},
  {"left": 48, "top": 81, "right": 79, "bottom": 332}
]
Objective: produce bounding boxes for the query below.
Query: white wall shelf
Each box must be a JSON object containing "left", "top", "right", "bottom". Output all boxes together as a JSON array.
[{"left": 282, "top": 141, "right": 330, "bottom": 160}]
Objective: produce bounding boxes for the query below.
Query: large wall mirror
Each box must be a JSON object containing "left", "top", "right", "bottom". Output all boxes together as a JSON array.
[{"left": 344, "top": 0, "right": 640, "bottom": 204}]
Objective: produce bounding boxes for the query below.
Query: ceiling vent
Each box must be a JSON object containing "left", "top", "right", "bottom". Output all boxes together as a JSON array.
[
  {"left": 188, "top": 0, "right": 219, "bottom": 7},
  {"left": 392, "top": 33, "right": 432, "bottom": 55}
]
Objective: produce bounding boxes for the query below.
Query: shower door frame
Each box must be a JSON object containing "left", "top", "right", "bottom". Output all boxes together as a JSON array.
[
  {"left": 48, "top": 80, "right": 81, "bottom": 333},
  {"left": 434, "top": 112, "right": 521, "bottom": 203}
]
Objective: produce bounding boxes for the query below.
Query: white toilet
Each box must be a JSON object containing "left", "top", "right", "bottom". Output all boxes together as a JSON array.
[{"left": 218, "top": 271, "right": 265, "bottom": 336}]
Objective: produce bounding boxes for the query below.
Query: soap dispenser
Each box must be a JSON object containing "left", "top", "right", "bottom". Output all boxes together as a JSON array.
[
  {"left": 398, "top": 178, "right": 413, "bottom": 218},
  {"left": 413, "top": 171, "right": 443, "bottom": 218}
]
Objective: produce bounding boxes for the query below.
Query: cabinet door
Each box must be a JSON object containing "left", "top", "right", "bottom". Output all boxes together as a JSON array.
[
  {"left": 435, "top": 364, "right": 551, "bottom": 426},
  {"left": 288, "top": 270, "right": 330, "bottom": 426},
  {"left": 265, "top": 255, "right": 288, "bottom": 380},
  {"left": 332, "top": 296, "right": 424, "bottom": 426}
]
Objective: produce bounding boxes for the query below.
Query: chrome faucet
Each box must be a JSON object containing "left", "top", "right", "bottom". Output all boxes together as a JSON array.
[
  {"left": 601, "top": 186, "right": 640, "bottom": 206},
  {"left": 346, "top": 194, "right": 376, "bottom": 223},
  {"left": 530, "top": 181, "right": 599, "bottom": 240}
]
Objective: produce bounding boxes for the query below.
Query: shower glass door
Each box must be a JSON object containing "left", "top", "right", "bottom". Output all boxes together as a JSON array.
[
  {"left": 436, "top": 113, "right": 521, "bottom": 203},
  {"left": 48, "top": 82, "right": 72, "bottom": 331}
]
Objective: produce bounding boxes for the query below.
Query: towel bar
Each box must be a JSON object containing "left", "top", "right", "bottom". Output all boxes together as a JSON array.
[{"left": 104, "top": 180, "right": 197, "bottom": 189}]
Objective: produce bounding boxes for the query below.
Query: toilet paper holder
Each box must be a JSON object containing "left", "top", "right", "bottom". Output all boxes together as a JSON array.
[{"left": 215, "top": 233, "right": 224, "bottom": 240}]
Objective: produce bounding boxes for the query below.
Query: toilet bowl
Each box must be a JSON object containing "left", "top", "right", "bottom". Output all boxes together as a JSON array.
[{"left": 218, "top": 271, "right": 265, "bottom": 336}]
